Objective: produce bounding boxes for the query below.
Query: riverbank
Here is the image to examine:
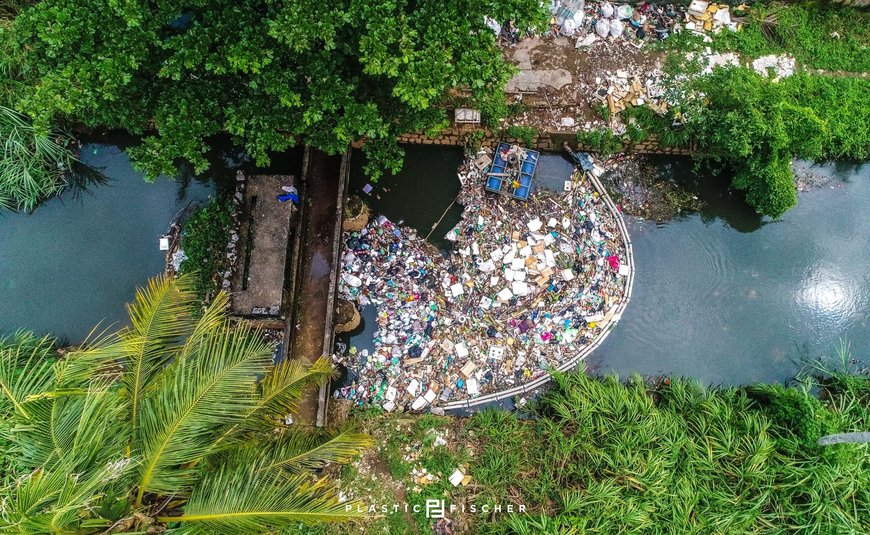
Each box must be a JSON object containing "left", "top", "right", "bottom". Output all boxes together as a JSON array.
[
  {"left": 302, "top": 354, "right": 870, "bottom": 535},
  {"left": 391, "top": 2, "right": 870, "bottom": 219}
]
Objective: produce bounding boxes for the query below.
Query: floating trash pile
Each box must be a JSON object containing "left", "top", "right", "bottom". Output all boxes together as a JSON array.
[{"left": 334, "top": 151, "right": 630, "bottom": 411}]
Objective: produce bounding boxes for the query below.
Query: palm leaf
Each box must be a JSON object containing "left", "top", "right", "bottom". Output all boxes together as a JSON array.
[
  {"left": 119, "top": 275, "right": 197, "bottom": 443},
  {"left": 0, "top": 332, "right": 56, "bottom": 419},
  {"left": 133, "top": 324, "right": 273, "bottom": 502},
  {"left": 220, "top": 428, "right": 372, "bottom": 476},
  {"left": 0, "top": 451, "right": 133, "bottom": 534},
  {"left": 12, "top": 379, "right": 129, "bottom": 474},
  {"left": 228, "top": 356, "right": 335, "bottom": 438},
  {"left": 157, "top": 460, "right": 362, "bottom": 534}
]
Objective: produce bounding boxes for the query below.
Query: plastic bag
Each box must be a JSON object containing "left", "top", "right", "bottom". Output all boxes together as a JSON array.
[
  {"left": 595, "top": 19, "right": 611, "bottom": 37},
  {"left": 610, "top": 19, "right": 624, "bottom": 37},
  {"left": 600, "top": 2, "right": 614, "bottom": 18},
  {"left": 616, "top": 4, "right": 633, "bottom": 19}
]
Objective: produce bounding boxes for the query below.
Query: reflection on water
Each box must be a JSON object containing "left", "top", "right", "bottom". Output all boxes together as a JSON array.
[
  {"left": 0, "top": 144, "right": 215, "bottom": 341},
  {"left": 349, "top": 145, "right": 464, "bottom": 251},
  {"left": 797, "top": 265, "right": 862, "bottom": 328},
  {"left": 589, "top": 160, "right": 870, "bottom": 385}
]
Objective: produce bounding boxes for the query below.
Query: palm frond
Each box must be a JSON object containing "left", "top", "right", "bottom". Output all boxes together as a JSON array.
[
  {"left": 0, "top": 106, "right": 74, "bottom": 212},
  {"left": 119, "top": 275, "right": 196, "bottom": 443},
  {"left": 232, "top": 357, "right": 335, "bottom": 436},
  {"left": 157, "top": 460, "right": 362, "bottom": 534},
  {"left": 11, "top": 379, "right": 129, "bottom": 474},
  {"left": 0, "top": 453, "right": 133, "bottom": 534},
  {"left": 222, "top": 428, "right": 372, "bottom": 476},
  {"left": 133, "top": 324, "right": 273, "bottom": 502},
  {"left": 0, "top": 332, "right": 56, "bottom": 419},
  {"left": 180, "top": 291, "right": 229, "bottom": 357}
]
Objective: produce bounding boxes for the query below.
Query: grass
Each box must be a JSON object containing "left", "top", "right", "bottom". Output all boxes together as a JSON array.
[
  {"left": 575, "top": 128, "right": 624, "bottom": 156},
  {"left": 332, "top": 345, "right": 870, "bottom": 534},
  {"left": 661, "top": 4, "right": 870, "bottom": 74},
  {"left": 503, "top": 125, "right": 537, "bottom": 147}
]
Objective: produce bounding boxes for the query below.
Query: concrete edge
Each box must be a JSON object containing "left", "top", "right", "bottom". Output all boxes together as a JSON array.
[{"left": 316, "top": 148, "right": 351, "bottom": 427}]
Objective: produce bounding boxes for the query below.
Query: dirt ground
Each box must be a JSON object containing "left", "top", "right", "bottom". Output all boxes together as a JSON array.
[{"left": 503, "top": 36, "right": 666, "bottom": 131}]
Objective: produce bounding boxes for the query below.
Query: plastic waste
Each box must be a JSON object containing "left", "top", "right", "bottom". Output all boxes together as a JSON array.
[{"left": 610, "top": 19, "right": 624, "bottom": 37}]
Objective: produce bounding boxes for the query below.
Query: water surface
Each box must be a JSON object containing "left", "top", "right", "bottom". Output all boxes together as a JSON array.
[
  {"left": 0, "top": 144, "right": 214, "bottom": 341},
  {"left": 345, "top": 148, "right": 870, "bottom": 385},
  {"left": 588, "top": 159, "right": 870, "bottom": 384}
]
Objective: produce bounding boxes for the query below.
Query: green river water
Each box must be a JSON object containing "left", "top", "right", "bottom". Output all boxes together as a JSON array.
[{"left": 2, "top": 143, "right": 868, "bottom": 385}]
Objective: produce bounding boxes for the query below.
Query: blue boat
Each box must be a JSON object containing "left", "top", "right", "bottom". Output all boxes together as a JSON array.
[{"left": 485, "top": 142, "right": 539, "bottom": 201}]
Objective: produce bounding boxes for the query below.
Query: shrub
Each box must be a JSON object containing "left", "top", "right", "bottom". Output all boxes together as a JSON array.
[
  {"left": 179, "top": 197, "right": 233, "bottom": 304},
  {"left": 0, "top": 107, "right": 75, "bottom": 211}
]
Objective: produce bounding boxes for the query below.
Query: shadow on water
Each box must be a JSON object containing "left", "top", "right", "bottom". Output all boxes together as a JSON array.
[
  {"left": 349, "top": 144, "right": 464, "bottom": 251},
  {"left": 645, "top": 156, "right": 764, "bottom": 233}
]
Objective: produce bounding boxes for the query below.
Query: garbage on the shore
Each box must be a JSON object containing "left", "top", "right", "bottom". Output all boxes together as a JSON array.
[
  {"left": 593, "top": 68, "right": 669, "bottom": 121},
  {"left": 548, "top": 1, "right": 743, "bottom": 46},
  {"left": 334, "top": 149, "right": 630, "bottom": 411}
]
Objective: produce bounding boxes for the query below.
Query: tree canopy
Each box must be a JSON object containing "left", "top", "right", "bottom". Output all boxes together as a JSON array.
[{"left": 2, "top": 0, "right": 547, "bottom": 179}]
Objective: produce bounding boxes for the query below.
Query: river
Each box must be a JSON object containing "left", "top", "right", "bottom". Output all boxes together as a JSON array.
[
  {"left": 0, "top": 143, "right": 215, "bottom": 342},
  {"left": 3, "top": 143, "right": 868, "bottom": 385},
  {"left": 346, "top": 147, "right": 870, "bottom": 386}
]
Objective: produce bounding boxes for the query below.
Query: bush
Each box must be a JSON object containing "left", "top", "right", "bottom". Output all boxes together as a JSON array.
[
  {"left": 475, "top": 372, "right": 870, "bottom": 533},
  {"left": 179, "top": 197, "right": 233, "bottom": 304},
  {"left": 683, "top": 67, "right": 869, "bottom": 217},
  {"left": 575, "top": 128, "right": 623, "bottom": 156},
  {"left": 0, "top": 107, "right": 75, "bottom": 211},
  {"left": 504, "top": 125, "right": 537, "bottom": 147}
]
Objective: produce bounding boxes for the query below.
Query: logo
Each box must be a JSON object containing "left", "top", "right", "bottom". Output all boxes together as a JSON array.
[{"left": 425, "top": 499, "right": 446, "bottom": 519}]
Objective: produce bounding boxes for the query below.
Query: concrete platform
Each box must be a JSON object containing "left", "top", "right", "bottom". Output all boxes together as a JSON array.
[{"left": 230, "top": 174, "right": 295, "bottom": 316}]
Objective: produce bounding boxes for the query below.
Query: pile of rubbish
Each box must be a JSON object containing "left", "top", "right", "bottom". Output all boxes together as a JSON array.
[
  {"left": 549, "top": 1, "right": 744, "bottom": 46},
  {"left": 593, "top": 68, "right": 669, "bottom": 122},
  {"left": 334, "top": 149, "right": 630, "bottom": 411}
]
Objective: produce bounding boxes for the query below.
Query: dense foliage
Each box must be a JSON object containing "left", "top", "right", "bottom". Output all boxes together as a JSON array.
[
  {"left": 3, "top": 0, "right": 547, "bottom": 180},
  {"left": 620, "top": 67, "right": 870, "bottom": 217},
  {"left": 179, "top": 197, "right": 233, "bottom": 304},
  {"left": 0, "top": 276, "right": 371, "bottom": 533},
  {"left": 312, "top": 357, "right": 870, "bottom": 534},
  {"left": 490, "top": 371, "right": 869, "bottom": 533},
  {"left": 0, "top": 106, "right": 75, "bottom": 211}
]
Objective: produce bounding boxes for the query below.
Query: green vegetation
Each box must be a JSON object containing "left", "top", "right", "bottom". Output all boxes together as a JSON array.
[
  {"left": 490, "top": 369, "right": 870, "bottom": 533},
  {"left": 575, "top": 128, "right": 624, "bottom": 156},
  {"left": 623, "top": 67, "right": 870, "bottom": 217},
  {"left": 661, "top": 4, "right": 870, "bottom": 73},
  {"left": 179, "top": 197, "right": 234, "bottom": 305},
  {"left": 0, "top": 106, "right": 75, "bottom": 211},
  {"left": 714, "top": 4, "right": 869, "bottom": 73},
  {"left": 0, "top": 276, "right": 371, "bottom": 534},
  {"left": 504, "top": 125, "right": 538, "bottom": 147},
  {"left": 330, "top": 357, "right": 870, "bottom": 534},
  {"left": 3, "top": 0, "right": 548, "bottom": 180}
]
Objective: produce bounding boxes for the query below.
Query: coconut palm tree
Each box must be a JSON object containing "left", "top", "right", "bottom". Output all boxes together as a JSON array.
[{"left": 0, "top": 276, "right": 371, "bottom": 534}]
